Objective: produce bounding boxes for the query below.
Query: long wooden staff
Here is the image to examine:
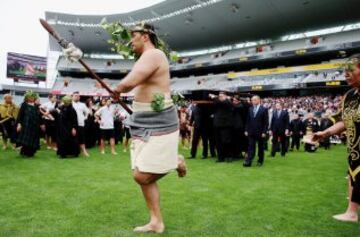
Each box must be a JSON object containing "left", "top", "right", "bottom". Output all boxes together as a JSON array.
[{"left": 39, "top": 18, "right": 133, "bottom": 114}]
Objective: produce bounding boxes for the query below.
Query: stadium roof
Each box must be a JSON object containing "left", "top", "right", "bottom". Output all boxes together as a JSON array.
[{"left": 46, "top": 0, "right": 360, "bottom": 53}]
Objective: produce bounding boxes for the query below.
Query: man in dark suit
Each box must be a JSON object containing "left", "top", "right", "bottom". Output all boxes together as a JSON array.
[
  {"left": 231, "top": 96, "right": 249, "bottom": 159},
  {"left": 270, "top": 103, "right": 289, "bottom": 157},
  {"left": 210, "top": 92, "right": 234, "bottom": 162},
  {"left": 244, "top": 95, "right": 269, "bottom": 167},
  {"left": 189, "top": 103, "right": 216, "bottom": 159}
]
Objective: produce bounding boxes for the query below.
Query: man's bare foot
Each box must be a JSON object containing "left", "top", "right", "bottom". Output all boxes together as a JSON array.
[
  {"left": 111, "top": 151, "right": 118, "bottom": 155},
  {"left": 176, "top": 155, "right": 187, "bottom": 178},
  {"left": 133, "top": 222, "right": 165, "bottom": 233},
  {"left": 333, "top": 212, "right": 358, "bottom": 222},
  {"left": 2, "top": 145, "right": 7, "bottom": 150},
  {"left": 83, "top": 152, "right": 90, "bottom": 157}
]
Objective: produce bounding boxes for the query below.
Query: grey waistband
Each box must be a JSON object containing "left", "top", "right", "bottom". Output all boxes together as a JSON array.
[{"left": 125, "top": 105, "right": 179, "bottom": 142}]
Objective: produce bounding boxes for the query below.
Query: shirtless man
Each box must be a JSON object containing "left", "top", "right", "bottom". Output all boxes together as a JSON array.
[{"left": 65, "top": 22, "right": 186, "bottom": 233}]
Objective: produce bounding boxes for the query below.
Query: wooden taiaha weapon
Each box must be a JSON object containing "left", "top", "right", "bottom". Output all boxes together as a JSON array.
[{"left": 39, "top": 18, "right": 133, "bottom": 114}]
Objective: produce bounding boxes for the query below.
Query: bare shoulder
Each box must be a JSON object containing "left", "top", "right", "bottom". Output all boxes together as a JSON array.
[{"left": 142, "top": 48, "right": 167, "bottom": 60}]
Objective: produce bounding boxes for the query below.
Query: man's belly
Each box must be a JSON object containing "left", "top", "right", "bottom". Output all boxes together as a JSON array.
[{"left": 133, "top": 89, "right": 171, "bottom": 103}]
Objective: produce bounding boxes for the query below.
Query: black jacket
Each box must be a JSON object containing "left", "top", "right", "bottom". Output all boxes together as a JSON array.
[
  {"left": 245, "top": 105, "right": 269, "bottom": 136},
  {"left": 270, "top": 110, "right": 289, "bottom": 134},
  {"left": 213, "top": 99, "right": 234, "bottom": 128},
  {"left": 289, "top": 118, "right": 304, "bottom": 136}
]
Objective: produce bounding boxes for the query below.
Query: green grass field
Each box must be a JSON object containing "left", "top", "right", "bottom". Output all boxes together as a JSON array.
[{"left": 0, "top": 142, "right": 359, "bottom": 237}]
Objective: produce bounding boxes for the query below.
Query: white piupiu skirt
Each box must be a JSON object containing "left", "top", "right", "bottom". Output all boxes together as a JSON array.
[{"left": 130, "top": 129, "right": 179, "bottom": 174}]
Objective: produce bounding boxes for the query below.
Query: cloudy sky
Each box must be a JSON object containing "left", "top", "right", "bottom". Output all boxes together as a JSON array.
[{"left": 0, "top": 0, "right": 165, "bottom": 83}]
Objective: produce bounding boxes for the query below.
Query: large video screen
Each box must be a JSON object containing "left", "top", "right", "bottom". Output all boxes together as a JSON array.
[{"left": 7, "top": 52, "right": 47, "bottom": 82}]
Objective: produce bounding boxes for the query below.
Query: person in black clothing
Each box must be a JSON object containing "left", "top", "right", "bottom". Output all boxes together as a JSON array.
[
  {"left": 244, "top": 95, "right": 269, "bottom": 167},
  {"left": 303, "top": 112, "right": 319, "bottom": 152},
  {"left": 202, "top": 104, "right": 216, "bottom": 158},
  {"left": 53, "top": 96, "right": 80, "bottom": 158},
  {"left": 312, "top": 54, "right": 360, "bottom": 222},
  {"left": 319, "top": 112, "right": 334, "bottom": 150},
  {"left": 210, "top": 92, "right": 234, "bottom": 162},
  {"left": 190, "top": 103, "right": 216, "bottom": 159},
  {"left": 270, "top": 103, "right": 289, "bottom": 157},
  {"left": 231, "top": 96, "right": 249, "bottom": 159},
  {"left": 289, "top": 113, "right": 304, "bottom": 151},
  {"left": 16, "top": 91, "right": 43, "bottom": 157},
  {"left": 84, "top": 98, "right": 99, "bottom": 148}
]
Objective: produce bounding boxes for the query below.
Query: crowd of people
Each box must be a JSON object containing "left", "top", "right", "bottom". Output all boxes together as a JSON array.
[
  {"left": 178, "top": 93, "right": 344, "bottom": 167},
  {"left": 0, "top": 91, "right": 344, "bottom": 163},
  {"left": 0, "top": 91, "right": 131, "bottom": 158}
]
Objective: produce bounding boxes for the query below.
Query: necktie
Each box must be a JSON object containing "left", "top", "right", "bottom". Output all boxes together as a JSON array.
[{"left": 254, "top": 106, "right": 258, "bottom": 117}]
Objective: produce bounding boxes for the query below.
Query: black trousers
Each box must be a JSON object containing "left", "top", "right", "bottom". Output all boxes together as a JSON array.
[
  {"left": 291, "top": 135, "right": 301, "bottom": 150},
  {"left": 191, "top": 128, "right": 208, "bottom": 158},
  {"left": 246, "top": 135, "right": 265, "bottom": 164},
  {"left": 271, "top": 132, "right": 286, "bottom": 156},
  {"left": 231, "top": 128, "right": 245, "bottom": 159},
  {"left": 208, "top": 128, "right": 216, "bottom": 157},
  {"left": 214, "top": 127, "right": 232, "bottom": 161}
]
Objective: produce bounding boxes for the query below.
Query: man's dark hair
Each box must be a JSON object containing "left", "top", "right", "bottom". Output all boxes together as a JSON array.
[{"left": 133, "top": 22, "right": 159, "bottom": 46}]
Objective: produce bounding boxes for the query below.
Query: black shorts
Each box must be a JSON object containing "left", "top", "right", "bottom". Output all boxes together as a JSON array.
[
  {"left": 44, "top": 120, "right": 56, "bottom": 139},
  {"left": 77, "top": 126, "right": 85, "bottom": 144},
  {"left": 101, "top": 129, "right": 115, "bottom": 140},
  {"left": 124, "top": 127, "right": 131, "bottom": 139}
]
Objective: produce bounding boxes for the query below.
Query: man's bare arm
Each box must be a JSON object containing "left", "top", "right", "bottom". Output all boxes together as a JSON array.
[
  {"left": 114, "top": 50, "right": 161, "bottom": 93},
  {"left": 312, "top": 121, "right": 346, "bottom": 141}
]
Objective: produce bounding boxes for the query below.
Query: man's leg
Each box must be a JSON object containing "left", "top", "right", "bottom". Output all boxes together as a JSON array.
[
  {"left": 200, "top": 130, "right": 208, "bottom": 158},
  {"left": 245, "top": 136, "right": 255, "bottom": 165},
  {"left": 271, "top": 133, "right": 277, "bottom": 157},
  {"left": 110, "top": 138, "right": 117, "bottom": 155},
  {"left": 2, "top": 125, "right": 8, "bottom": 150},
  {"left": 99, "top": 138, "right": 105, "bottom": 154},
  {"left": 2, "top": 137, "right": 8, "bottom": 150},
  {"left": 133, "top": 170, "right": 167, "bottom": 233},
  {"left": 78, "top": 127, "right": 89, "bottom": 157},
  {"left": 190, "top": 128, "right": 200, "bottom": 158},
  {"left": 333, "top": 175, "right": 359, "bottom": 222},
  {"left": 294, "top": 136, "right": 300, "bottom": 150},
  {"left": 257, "top": 137, "right": 265, "bottom": 164},
  {"left": 214, "top": 128, "right": 225, "bottom": 162},
  {"left": 208, "top": 129, "right": 216, "bottom": 157},
  {"left": 280, "top": 134, "right": 286, "bottom": 156}
]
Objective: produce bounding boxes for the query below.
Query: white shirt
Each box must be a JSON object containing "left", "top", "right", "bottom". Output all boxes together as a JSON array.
[
  {"left": 72, "top": 101, "right": 89, "bottom": 127},
  {"left": 40, "top": 101, "right": 56, "bottom": 120},
  {"left": 95, "top": 105, "right": 114, "bottom": 129},
  {"left": 41, "top": 101, "right": 56, "bottom": 111}
]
